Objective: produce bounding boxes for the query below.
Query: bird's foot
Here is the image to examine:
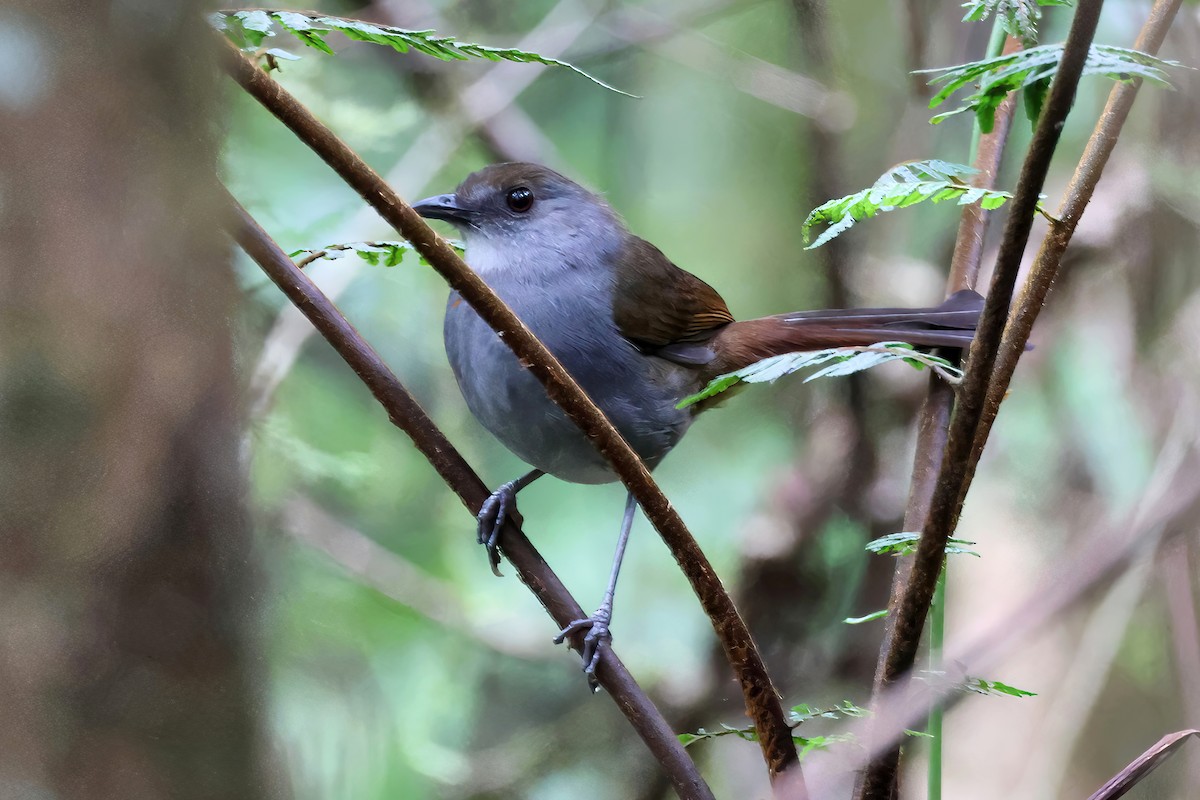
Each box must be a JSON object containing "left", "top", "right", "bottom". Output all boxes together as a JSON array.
[
  {"left": 554, "top": 605, "right": 612, "bottom": 691},
  {"left": 476, "top": 479, "right": 524, "bottom": 576}
]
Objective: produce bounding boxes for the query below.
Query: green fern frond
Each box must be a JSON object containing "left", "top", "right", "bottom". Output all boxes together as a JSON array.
[
  {"left": 211, "top": 10, "right": 631, "bottom": 96},
  {"left": 922, "top": 43, "right": 1181, "bottom": 132},
  {"left": 802, "top": 160, "right": 1017, "bottom": 248}
]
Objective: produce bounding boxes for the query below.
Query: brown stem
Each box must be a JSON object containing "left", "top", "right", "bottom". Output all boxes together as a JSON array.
[
  {"left": 857, "top": 2, "right": 1107, "bottom": 796},
  {"left": 965, "top": 0, "right": 1186, "bottom": 485},
  {"left": 946, "top": 37, "right": 1024, "bottom": 294},
  {"left": 218, "top": 41, "right": 804, "bottom": 789},
  {"left": 228, "top": 197, "right": 716, "bottom": 800},
  {"left": 858, "top": 35, "right": 1023, "bottom": 800}
]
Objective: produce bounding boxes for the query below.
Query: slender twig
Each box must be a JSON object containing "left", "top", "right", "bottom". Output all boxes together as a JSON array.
[
  {"left": 864, "top": 0, "right": 1183, "bottom": 787},
  {"left": 950, "top": 34, "right": 1024, "bottom": 294},
  {"left": 931, "top": 35, "right": 1024, "bottom": 800},
  {"left": 228, "top": 197, "right": 716, "bottom": 800},
  {"left": 965, "top": 0, "right": 1186, "bottom": 485},
  {"left": 219, "top": 50, "right": 803, "bottom": 789},
  {"left": 858, "top": 2, "right": 1107, "bottom": 795},
  {"left": 1085, "top": 729, "right": 1200, "bottom": 800},
  {"left": 858, "top": 30, "right": 1022, "bottom": 800},
  {"left": 926, "top": 570, "right": 945, "bottom": 800}
]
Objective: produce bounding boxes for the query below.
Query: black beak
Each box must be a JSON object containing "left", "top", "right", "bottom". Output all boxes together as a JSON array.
[{"left": 412, "top": 193, "right": 474, "bottom": 225}]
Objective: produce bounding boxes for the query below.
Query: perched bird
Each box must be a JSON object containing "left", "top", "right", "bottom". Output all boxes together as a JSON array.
[{"left": 414, "top": 163, "right": 981, "bottom": 678}]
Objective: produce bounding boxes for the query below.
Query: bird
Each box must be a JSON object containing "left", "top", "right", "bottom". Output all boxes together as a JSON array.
[{"left": 413, "top": 163, "right": 982, "bottom": 680}]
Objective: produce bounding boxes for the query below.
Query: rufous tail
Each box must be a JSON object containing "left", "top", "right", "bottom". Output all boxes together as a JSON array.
[{"left": 707, "top": 289, "right": 984, "bottom": 376}]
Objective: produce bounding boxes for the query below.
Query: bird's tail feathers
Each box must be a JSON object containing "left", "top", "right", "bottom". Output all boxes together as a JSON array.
[{"left": 707, "top": 289, "right": 984, "bottom": 376}]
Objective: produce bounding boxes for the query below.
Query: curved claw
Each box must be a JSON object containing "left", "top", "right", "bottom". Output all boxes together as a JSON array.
[
  {"left": 476, "top": 482, "right": 520, "bottom": 576},
  {"left": 554, "top": 608, "right": 612, "bottom": 690}
]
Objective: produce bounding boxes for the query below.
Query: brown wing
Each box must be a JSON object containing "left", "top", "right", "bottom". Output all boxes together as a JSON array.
[{"left": 612, "top": 237, "right": 734, "bottom": 358}]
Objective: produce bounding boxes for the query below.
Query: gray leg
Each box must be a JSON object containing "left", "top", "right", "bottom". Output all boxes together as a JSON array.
[
  {"left": 477, "top": 469, "right": 543, "bottom": 576},
  {"left": 555, "top": 491, "right": 638, "bottom": 688}
]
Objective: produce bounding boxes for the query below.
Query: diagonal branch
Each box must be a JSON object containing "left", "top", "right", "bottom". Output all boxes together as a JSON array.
[
  {"left": 219, "top": 44, "right": 803, "bottom": 789},
  {"left": 228, "top": 197, "right": 716, "bottom": 800},
  {"left": 857, "top": 1, "right": 1108, "bottom": 796}
]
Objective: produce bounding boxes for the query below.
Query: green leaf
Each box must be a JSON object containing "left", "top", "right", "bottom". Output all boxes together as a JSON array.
[
  {"left": 966, "top": 677, "right": 1038, "bottom": 698},
  {"left": 922, "top": 44, "right": 1181, "bottom": 131},
  {"left": 209, "top": 11, "right": 633, "bottom": 97},
  {"left": 677, "top": 342, "right": 963, "bottom": 409},
  {"left": 802, "top": 160, "right": 1017, "bottom": 247},
  {"left": 210, "top": 10, "right": 275, "bottom": 49},
  {"left": 795, "top": 732, "right": 858, "bottom": 758},
  {"left": 688, "top": 698, "right": 878, "bottom": 753},
  {"left": 789, "top": 699, "right": 871, "bottom": 725},
  {"left": 678, "top": 724, "right": 759, "bottom": 748},
  {"left": 289, "top": 240, "right": 464, "bottom": 268},
  {"left": 922, "top": 671, "right": 1039, "bottom": 698},
  {"left": 1023, "top": 76, "right": 1051, "bottom": 123},
  {"left": 790, "top": 704, "right": 841, "bottom": 723},
  {"left": 837, "top": 700, "right": 870, "bottom": 717},
  {"left": 264, "top": 48, "right": 301, "bottom": 62},
  {"left": 844, "top": 609, "right": 889, "bottom": 625},
  {"left": 273, "top": 11, "right": 336, "bottom": 55},
  {"left": 865, "top": 531, "right": 980, "bottom": 557},
  {"left": 960, "top": 0, "right": 1071, "bottom": 46}
]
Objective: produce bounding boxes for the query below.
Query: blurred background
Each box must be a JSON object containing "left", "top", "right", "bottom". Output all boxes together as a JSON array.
[
  {"left": 3, "top": 0, "right": 1196, "bottom": 798},
  {"left": 218, "top": 1, "right": 1200, "bottom": 797},
  {"left": 225, "top": 0, "right": 1200, "bottom": 797}
]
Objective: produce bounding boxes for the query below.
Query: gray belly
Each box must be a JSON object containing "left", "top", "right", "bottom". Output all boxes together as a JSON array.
[{"left": 443, "top": 280, "right": 696, "bottom": 484}]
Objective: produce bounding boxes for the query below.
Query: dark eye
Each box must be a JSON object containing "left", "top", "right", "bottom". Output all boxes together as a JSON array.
[{"left": 506, "top": 186, "right": 534, "bottom": 213}]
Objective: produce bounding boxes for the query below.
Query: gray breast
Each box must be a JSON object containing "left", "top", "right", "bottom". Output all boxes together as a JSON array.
[{"left": 443, "top": 272, "right": 696, "bottom": 485}]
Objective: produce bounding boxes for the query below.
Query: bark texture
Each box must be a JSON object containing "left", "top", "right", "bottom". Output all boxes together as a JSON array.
[{"left": 0, "top": 3, "right": 265, "bottom": 798}]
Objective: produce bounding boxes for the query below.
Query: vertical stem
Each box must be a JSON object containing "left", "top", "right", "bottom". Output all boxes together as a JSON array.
[
  {"left": 926, "top": 568, "right": 946, "bottom": 800},
  {"left": 862, "top": 1, "right": 1106, "bottom": 793},
  {"left": 968, "top": 22, "right": 1011, "bottom": 163},
  {"left": 925, "top": 25, "right": 1005, "bottom": 797}
]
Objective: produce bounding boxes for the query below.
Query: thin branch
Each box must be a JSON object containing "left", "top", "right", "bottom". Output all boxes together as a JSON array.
[
  {"left": 947, "top": 36, "right": 1023, "bottom": 294},
  {"left": 219, "top": 42, "right": 804, "bottom": 789},
  {"left": 863, "top": 4, "right": 1185, "bottom": 789},
  {"left": 858, "top": 33, "right": 1022, "bottom": 800},
  {"left": 858, "top": 1, "right": 1107, "bottom": 794},
  {"left": 227, "top": 197, "right": 715, "bottom": 800},
  {"left": 1086, "top": 729, "right": 1200, "bottom": 800},
  {"left": 966, "top": 0, "right": 1186, "bottom": 484}
]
